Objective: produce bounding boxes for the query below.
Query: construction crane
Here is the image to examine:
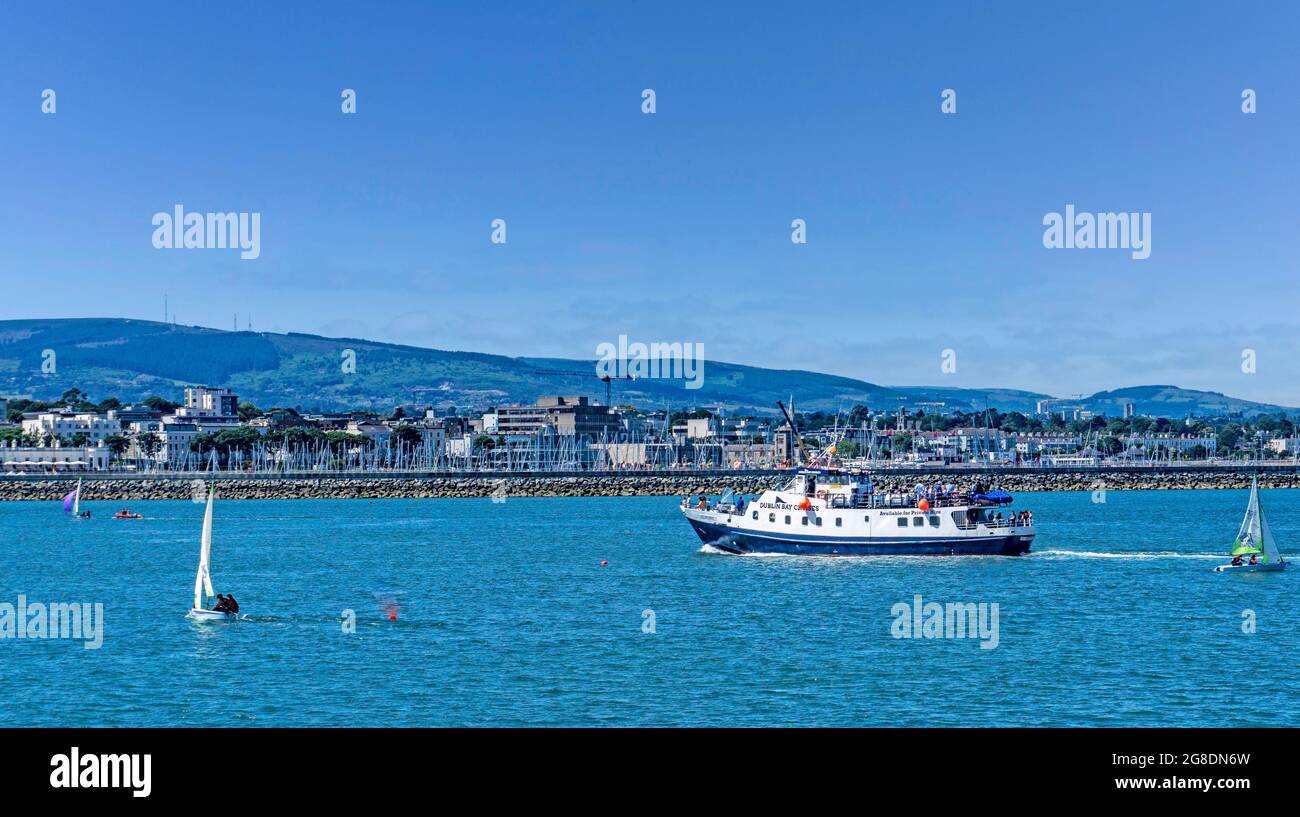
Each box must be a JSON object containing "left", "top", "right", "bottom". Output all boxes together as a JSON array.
[
  {"left": 777, "top": 399, "right": 810, "bottom": 466},
  {"left": 530, "top": 369, "right": 636, "bottom": 406}
]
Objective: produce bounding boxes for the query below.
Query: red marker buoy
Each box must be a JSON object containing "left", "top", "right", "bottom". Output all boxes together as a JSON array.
[
  {"left": 600, "top": 560, "right": 608, "bottom": 566},
  {"left": 388, "top": 613, "right": 397, "bottom": 621}
]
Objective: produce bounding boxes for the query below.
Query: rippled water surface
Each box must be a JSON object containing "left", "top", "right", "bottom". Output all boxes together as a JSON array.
[{"left": 1, "top": 490, "right": 1296, "bottom": 726}]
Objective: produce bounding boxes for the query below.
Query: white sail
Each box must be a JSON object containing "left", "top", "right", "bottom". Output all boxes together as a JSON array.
[
  {"left": 1232, "top": 477, "right": 1263, "bottom": 554},
  {"left": 1258, "top": 485, "right": 1283, "bottom": 564},
  {"left": 193, "top": 488, "right": 216, "bottom": 609},
  {"left": 74, "top": 478, "right": 81, "bottom": 515}
]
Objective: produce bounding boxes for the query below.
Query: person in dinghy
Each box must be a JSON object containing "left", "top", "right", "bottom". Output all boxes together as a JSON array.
[
  {"left": 185, "top": 486, "right": 246, "bottom": 621},
  {"left": 213, "top": 594, "right": 240, "bottom": 615}
]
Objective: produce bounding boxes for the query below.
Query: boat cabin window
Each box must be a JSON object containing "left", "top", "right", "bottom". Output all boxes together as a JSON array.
[
  {"left": 801, "top": 517, "right": 808, "bottom": 526},
  {"left": 785, "top": 515, "right": 791, "bottom": 525},
  {"left": 815, "top": 517, "right": 822, "bottom": 527},
  {"left": 835, "top": 517, "right": 843, "bottom": 527},
  {"left": 805, "top": 476, "right": 816, "bottom": 496},
  {"left": 928, "top": 516, "right": 940, "bottom": 527},
  {"left": 952, "top": 508, "right": 996, "bottom": 530},
  {"left": 752, "top": 511, "right": 758, "bottom": 520},
  {"left": 897, "top": 517, "right": 908, "bottom": 527},
  {"left": 769, "top": 513, "right": 776, "bottom": 523},
  {"left": 912, "top": 516, "right": 924, "bottom": 527}
]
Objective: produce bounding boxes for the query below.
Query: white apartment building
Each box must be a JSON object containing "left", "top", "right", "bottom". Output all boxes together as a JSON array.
[
  {"left": 183, "top": 386, "right": 239, "bottom": 417},
  {"left": 21, "top": 410, "right": 120, "bottom": 445},
  {"left": 156, "top": 415, "right": 244, "bottom": 466}
]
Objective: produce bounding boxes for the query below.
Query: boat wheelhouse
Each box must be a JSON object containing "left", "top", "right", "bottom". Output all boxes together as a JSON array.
[{"left": 681, "top": 468, "right": 1035, "bottom": 556}]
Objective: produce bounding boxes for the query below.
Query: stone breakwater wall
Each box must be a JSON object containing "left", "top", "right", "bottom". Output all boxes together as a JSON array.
[{"left": 2, "top": 469, "right": 1300, "bottom": 501}]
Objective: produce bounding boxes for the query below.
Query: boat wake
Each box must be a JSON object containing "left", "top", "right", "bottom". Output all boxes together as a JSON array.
[{"left": 1029, "top": 549, "right": 1222, "bottom": 560}]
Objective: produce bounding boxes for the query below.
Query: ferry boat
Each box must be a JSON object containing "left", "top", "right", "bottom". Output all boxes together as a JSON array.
[{"left": 681, "top": 468, "right": 1035, "bottom": 556}]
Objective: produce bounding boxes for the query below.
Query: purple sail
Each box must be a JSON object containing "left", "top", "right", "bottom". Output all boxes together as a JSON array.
[{"left": 63, "top": 490, "right": 76, "bottom": 513}]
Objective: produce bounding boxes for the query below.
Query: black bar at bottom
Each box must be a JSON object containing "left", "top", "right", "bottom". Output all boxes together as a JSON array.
[{"left": 0, "top": 727, "right": 1286, "bottom": 802}]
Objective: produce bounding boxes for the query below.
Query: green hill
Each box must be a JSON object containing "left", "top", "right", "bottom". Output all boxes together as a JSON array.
[{"left": 0, "top": 319, "right": 1292, "bottom": 418}]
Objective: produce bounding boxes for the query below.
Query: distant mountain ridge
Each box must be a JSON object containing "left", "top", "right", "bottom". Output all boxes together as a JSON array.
[{"left": 0, "top": 318, "right": 1294, "bottom": 418}]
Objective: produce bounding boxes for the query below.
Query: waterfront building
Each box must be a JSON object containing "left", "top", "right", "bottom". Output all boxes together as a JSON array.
[
  {"left": 682, "top": 417, "right": 716, "bottom": 440},
  {"left": 1013, "top": 433, "right": 1084, "bottom": 455},
  {"left": 445, "top": 433, "right": 475, "bottom": 459},
  {"left": 347, "top": 418, "right": 392, "bottom": 447},
  {"left": 183, "top": 386, "right": 239, "bottom": 417},
  {"left": 389, "top": 419, "right": 447, "bottom": 455},
  {"left": 155, "top": 411, "right": 244, "bottom": 466},
  {"left": 110, "top": 404, "right": 163, "bottom": 426},
  {"left": 494, "top": 396, "right": 620, "bottom": 440},
  {"left": 1124, "top": 433, "right": 1218, "bottom": 456},
  {"left": 0, "top": 441, "right": 110, "bottom": 471},
  {"left": 1266, "top": 438, "right": 1300, "bottom": 455},
  {"left": 21, "top": 410, "right": 119, "bottom": 445}
]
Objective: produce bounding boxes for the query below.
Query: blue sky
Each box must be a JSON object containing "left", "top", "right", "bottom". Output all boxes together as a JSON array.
[{"left": 2, "top": 2, "right": 1299, "bottom": 402}]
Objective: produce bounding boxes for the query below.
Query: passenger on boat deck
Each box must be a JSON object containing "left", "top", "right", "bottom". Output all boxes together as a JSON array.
[
  {"left": 1249, "top": 554, "right": 1259, "bottom": 565},
  {"left": 213, "top": 594, "right": 228, "bottom": 612},
  {"left": 226, "top": 595, "right": 239, "bottom": 614},
  {"left": 697, "top": 496, "right": 707, "bottom": 509},
  {"left": 1231, "top": 554, "right": 1244, "bottom": 566}
]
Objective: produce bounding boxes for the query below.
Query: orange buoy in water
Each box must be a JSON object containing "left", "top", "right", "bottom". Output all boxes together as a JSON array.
[{"left": 918, "top": 498, "right": 930, "bottom": 511}]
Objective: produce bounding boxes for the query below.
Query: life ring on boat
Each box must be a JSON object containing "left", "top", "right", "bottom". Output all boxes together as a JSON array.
[{"left": 815, "top": 490, "right": 827, "bottom": 499}]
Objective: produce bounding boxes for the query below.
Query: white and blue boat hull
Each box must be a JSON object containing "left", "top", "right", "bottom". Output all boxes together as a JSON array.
[{"left": 686, "top": 516, "right": 1032, "bottom": 556}]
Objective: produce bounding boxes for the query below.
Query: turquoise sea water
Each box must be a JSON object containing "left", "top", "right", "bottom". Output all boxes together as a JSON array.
[{"left": 1, "top": 489, "right": 1296, "bottom": 727}]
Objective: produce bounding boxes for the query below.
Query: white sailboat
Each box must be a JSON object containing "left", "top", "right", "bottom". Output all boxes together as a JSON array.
[
  {"left": 63, "top": 477, "right": 91, "bottom": 518},
  {"left": 1215, "top": 475, "right": 1289, "bottom": 573},
  {"left": 186, "top": 486, "right": 238, "bottom": 621}
]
